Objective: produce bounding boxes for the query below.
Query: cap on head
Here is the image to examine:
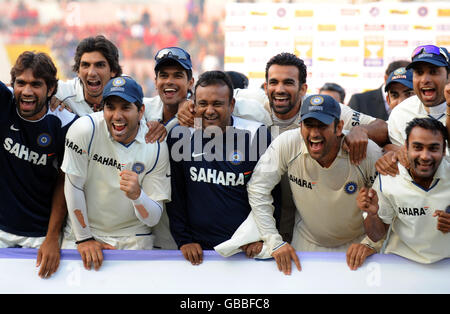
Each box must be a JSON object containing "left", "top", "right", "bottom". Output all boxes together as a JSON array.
[
  {"left": 103, "top": 76, "right": 143, "bottom": 106},
  {"left": 385, "top": 67, "right": 413, "bottom": 92},
  {"left": 406, "top": 45, "right": 449, "bottom": 70},
  {"left": 154, "top": 47, "right": 192, "bottom": 72},
  {"left": 300, "top": 94, "right": 341, "bottom": 125}
]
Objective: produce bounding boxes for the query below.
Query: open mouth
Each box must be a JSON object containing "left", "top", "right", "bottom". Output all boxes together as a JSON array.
[
  {"left": 309, "top": 138, "right": 324, "bottom": 153},
  {"left": 163, "top": 88, "right": 178, "bottom": 98},
  {"left": 420, "top": 87, "right": 435, "bottom": 99},
  {"left": 86, "top": 79, "right": 102, "bottom": 93},
  {"left": 112, "top": 122, "right": 127, "bottom": 133},
  {"left": 20, "top": 98, "right": 37, "bottom": 111},
  {"left": 272, "top": 94, "right": 290, "bottom": 106}
]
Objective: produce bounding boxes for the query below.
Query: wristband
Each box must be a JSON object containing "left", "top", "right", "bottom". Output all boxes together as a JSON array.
[
  {"left": 131, "top": 189, "right": 144, "bottom": 206},
  {"left": 75, "top": 237, "right": 95, "bottom": 245}
]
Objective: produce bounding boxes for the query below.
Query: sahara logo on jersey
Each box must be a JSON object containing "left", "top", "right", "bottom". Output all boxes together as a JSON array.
[
  {"left": 92, "top": 154, "right": 123, "bottom": 171},
  {"left": 3, "top": 137, "right": 49, "bottom": 165},
  {"left": 398, "top": 206, "right": 429, "bottom": 216},
  {"left": 289, "top": 174, "right": 317, "bottom": 189},
  {"left": 190, "top": 167, "right": 246, "bottom": 186},
  {"left": 65, "top": 139, "right": 87, "bottom": 155}
]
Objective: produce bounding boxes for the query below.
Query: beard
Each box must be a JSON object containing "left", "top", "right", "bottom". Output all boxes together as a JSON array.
[{"left": 15, "top": 96, "right": 47, "bottom": 119}]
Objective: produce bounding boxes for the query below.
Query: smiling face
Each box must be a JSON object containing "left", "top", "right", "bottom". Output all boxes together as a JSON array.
[
  {"left": 155, "top": 64, "right": 194, "bottom": 109},
  {"left": 264, "top": 64, "right": 307, "bottom": 120},
  {"left": 407, "top": 126, "right": 445, "bottom": 187},
  {"left": 78, "top": 51, "right": 116, "bottom": 104},
  {"left": 412, "top": 63, "right": 449, "bottom": 108},
  {"left": 13, "top": 68, "right": 55, "bottom": 120},
  {"left": 300, "top": 117, "right": 343, "bottom": 167},
  {"left": 103, "top": 96, "right": 144, "bottom": 145},
  {"left": 194, "top": 83, "right": 235, "bottom": 132}
]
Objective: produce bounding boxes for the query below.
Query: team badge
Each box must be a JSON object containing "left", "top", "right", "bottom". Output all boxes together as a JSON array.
[
  {"left": 132, "top": 162, "right": 145, "bottom": 174},
  {"left": 393, "top": 67, "right": 406, "bottom": 75},
  {"left": 310, "top": 96, "right": 324, "bottom": 106},
  {"left": 344, "top": 182, "right": 358, "bottom": 194},
  {"left": 229, "top": 150, "right": 242, "bottom": 165},
  {"left": 112, "top": 77, "right": 126, "bottom": 87},
  {"left": 37, "top": 133, "right": 52, "bottom": 147}
]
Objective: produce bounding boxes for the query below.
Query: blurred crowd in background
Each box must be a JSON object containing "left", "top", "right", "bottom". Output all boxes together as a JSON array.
[{"left": 0, "top": 0, "right": 225, "bottom": 97}]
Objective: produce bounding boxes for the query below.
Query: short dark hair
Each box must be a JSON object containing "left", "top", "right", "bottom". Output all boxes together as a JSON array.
[
  {"left": 194, "top": 71, "right": 234, "bottom": 103},
  {"left": 405, "top": 117, "right": 448, "bottom": 149},
  {"left": 319, "top": 82, "right": 346, "bottom": 103},
  {"left": 11, "top": 51, "right": 58, "bottom": 98},
  {"left": 72, "top": 35, "right": 122, "bottom": 77},
  {"left": 225, "top": 71, "right": 249, "bottom": 89},
  {"left": 265, "top": 52, "right": 307, "bottom": 85}
]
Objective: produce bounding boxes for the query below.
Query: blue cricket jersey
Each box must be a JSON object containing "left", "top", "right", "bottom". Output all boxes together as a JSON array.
[
  {"left": 166, "top": 116, "right": 280, "bottom": 249},
  {"left": 0, "top": 82, "right": 77, "bottom": 237}
]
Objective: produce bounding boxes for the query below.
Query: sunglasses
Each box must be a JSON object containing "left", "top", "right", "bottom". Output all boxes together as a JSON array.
[
  {"left": 155, "top": 47, "right": 190, "bottom": 62},
  {"left": 411, "top": 45, "right": 449, "bottom": 63}
]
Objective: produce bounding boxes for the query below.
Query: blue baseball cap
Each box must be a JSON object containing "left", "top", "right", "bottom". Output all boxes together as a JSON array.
[
  {"left": 103, "top": 76, "right": 144, "bottom": 106},
  {"left": 301, "top": 94, "right": 341, "bottom": 125},
  {"left": 154, "top": 47, "right": 192, "bottom": 71},
  {"left": 385, "top": 67, "right": 413, "bottom": 92},
  {"left": 406, "top": 45, "right": 449, "bottom": 70}
]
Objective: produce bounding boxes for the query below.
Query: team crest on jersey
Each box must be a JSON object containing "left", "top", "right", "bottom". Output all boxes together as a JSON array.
[
  {"left": 132, "top": 162, "right": 145, "bottom": 174},
  {"left": 112, "top": 77, "right": 126, "bottom": 87},
  {"left": 310, "top": 96, "right": 324, "bottom": 106},
  {"left": 37, "top": 133, "right": 52, "bottom": 147},
  {"left": 344, "top": 182, "right": 358, "bottom": 194},
  {"left": 229, "top": 150, "right": 243, "bottom": 165}
]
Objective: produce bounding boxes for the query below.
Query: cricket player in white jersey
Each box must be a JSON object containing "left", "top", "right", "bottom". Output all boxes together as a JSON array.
[
  {"left": 61, "top": 76, "right": 171, "bottom": 270},
  {"left": 358, "top": 117, "right": 450, "bottom": 264},
  {"left": 378, "top": 45, "right": 450, "bottom": 177},
  {"left": 247, "top": 95, "right": 382, "bottom": 275}
]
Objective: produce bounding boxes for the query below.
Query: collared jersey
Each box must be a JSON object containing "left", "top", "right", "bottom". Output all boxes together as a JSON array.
[
  {"left": 0, "top": 81, "right": 77, "bottom": 237},
  {"left": 388, "top": 95, "right": 447, "bottom": 149},
  {"left": 166, "top": 116, "right": 275, "bottom": 249},
  {"left": 375, "top": 158, "right": 450, "bottom": 263},
  {"left": 61, "top": 112, "right": 171, "bottom": 237},
  {"left": 248, "top": 128, "right": 382, "bottom": 252}
]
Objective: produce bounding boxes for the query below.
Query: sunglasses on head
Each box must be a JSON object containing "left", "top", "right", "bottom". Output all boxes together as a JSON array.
[
  {"left": 411, "top": 45, "right": 449, "bottom": 63},
  {"left": 155, "top": 47, "right": 189, "bottom": 62}
]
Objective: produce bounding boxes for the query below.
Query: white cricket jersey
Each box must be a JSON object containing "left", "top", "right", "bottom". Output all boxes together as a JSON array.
[
  {"left": 56, "top": 78, "right": 94, "bottom": 116},
  {"left": 61, "top": 112, "right": 171, "bottom": 237},
  {"left": 388, "top": 95, "right": 447, "bottom": 147},
  {"left": 248, "top": 128, "right": 382, "bottom": 252},
  {"left": 375, "top": 158, "right": 450, "bottom": 264}
]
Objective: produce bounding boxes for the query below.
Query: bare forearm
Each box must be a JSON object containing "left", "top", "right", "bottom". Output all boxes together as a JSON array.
[
  {"left": 46, "top": 171, "right": 67, "bottom": 241},
  {"left": 362, "top": 119, "right": 389, "bottom": 147},
  {"left": 364, "top": 213, "right": 389, "bottom": 243}
]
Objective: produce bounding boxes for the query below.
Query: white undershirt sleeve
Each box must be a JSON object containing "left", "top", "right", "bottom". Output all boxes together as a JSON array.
[
  {"left": 64, "top": 173, "right": 93, "bottom": 242},
  {"left": 132, "top": 189, "right": 163, "bottom": 227}
]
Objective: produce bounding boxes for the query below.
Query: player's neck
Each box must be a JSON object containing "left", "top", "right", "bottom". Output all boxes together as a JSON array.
[
  {"left": 163, "top": 103, "right": 178, "bottom": 124},
  {"left": 84, "top": 93, "right": 103, "bottom": 111},
  {"left": 409, "top": 169, "right": 434, "bottom": 190}
]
